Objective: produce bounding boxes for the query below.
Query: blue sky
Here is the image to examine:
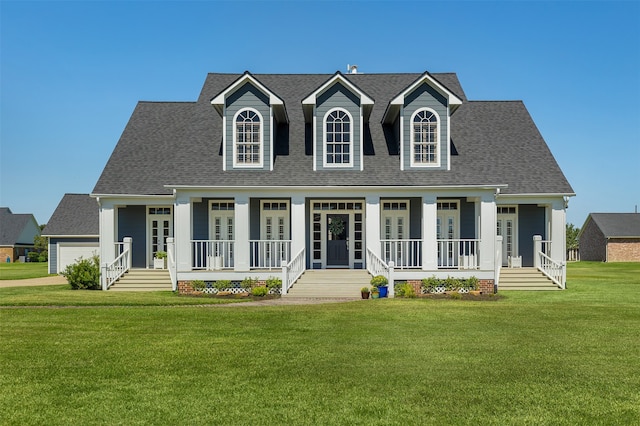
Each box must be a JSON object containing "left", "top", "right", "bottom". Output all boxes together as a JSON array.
[{"left": 1, "top": 0, "right": 639, "bottom": 227}]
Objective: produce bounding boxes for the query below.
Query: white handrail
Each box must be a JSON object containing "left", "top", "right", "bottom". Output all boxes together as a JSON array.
[
  {"left": 366, "top": 248, "right": 389, "bottom": 279},
  {"left": 537, "top": 250, "right": 565, "bottom": 289},
  {"left": 191, "top": 240, "right": 234, "bottom": 269},
  {"left": 103, "top": 249, "right": 129, "bottom": 290},
  {"left": 282, "top": 248, "right": 305, "bottom": 295}
]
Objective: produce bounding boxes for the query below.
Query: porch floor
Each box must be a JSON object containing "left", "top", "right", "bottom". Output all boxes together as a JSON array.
[{"left": 284, "top": 270, "right": 372, "bottom": 299}]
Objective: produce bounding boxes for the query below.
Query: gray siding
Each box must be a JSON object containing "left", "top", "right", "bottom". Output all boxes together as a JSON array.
[
  {"left": 315, "top": 83, "right": 361, "bottom": 171},
  {"left": 192, "top": 199, "right": 209, "bottom": 240},
  {"left": 460, "top": 199, "right": 476, "bottom": 239},
  {"left": 409, "top": 198, "right": 421, "bottom": 239},
  {"left": 250, "top": 199, "right": 260, "bottom": 240},
  {"left": 403, "top": 83, "right": 448, "bottom": 170},
  {"left": 48, "top": 237, "right": 99, "bottom": 274},
  {"left": 118, "top": 205, "right": 146, "bottom": 268},
  {"left": 225, "top": 83, "right": 271, "bottom": 170},
  {"left": 518, "top": 205, "right": 546, "bottom": 267}
]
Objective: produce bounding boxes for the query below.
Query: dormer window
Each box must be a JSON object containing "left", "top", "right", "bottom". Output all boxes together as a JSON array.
[
  {"left": 324, "top": 108, "right": 352, "bottom": 167},
  {"left": 234, "top": 108, "right": 263, "bottom": 167},
  {"left": 411, "top": 108, "right": 440, "bottom": 167}
]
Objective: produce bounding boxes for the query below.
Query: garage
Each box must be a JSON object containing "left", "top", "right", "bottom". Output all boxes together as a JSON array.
[{"left": 57, "top": 242, "right": 99, "bottom": 272}]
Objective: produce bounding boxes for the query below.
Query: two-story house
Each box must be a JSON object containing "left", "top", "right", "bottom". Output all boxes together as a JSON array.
[{"left": 91, "top": 70, "right": 574, "bottom": 293}]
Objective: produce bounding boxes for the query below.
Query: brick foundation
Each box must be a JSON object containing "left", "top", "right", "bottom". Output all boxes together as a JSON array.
[
  {"left": 479, "top": 279, "right": 496, "bottom": 294},
  {"left": 178, "top": 279, "right": 267, "bottom": 295}
]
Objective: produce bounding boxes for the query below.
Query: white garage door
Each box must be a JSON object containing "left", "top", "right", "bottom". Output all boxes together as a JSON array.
[{"left": 58, "top": 243, "right": 99, "bottom": 273}]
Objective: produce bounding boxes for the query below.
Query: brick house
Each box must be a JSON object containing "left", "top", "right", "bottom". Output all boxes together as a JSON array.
[
  {"left": 0, "top": 207, "right": 40, "bottom": 262},
  {"left": 579, "top": 213, "right": 640, "bottom": 262}
]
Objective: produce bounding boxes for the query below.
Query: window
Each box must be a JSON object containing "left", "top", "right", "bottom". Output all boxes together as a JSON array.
[
  {"left": 324, "top": 108, "right": 352, "bottom": 166},
  {"left": 234, "top": 109, "right": 262, "bottom": 166},
  {"left": 412, "top": 109, "right": 439, "bottom": 166}
]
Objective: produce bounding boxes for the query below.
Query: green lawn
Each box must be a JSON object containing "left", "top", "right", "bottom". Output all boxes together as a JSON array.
[
  {"left": 0, "top": 261, "right": 49, "bottom": 280},
  {"left": 1, "top": 262, "right": 639, "bottom": 425}
]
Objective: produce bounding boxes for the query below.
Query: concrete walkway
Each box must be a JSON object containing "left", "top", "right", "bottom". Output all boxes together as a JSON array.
[{"left": 0, "top": 275, "right": 68, "bottom": 288}]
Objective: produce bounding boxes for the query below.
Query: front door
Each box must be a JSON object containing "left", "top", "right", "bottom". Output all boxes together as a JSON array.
[
  {"left": 148, "top": 207, "right": 173, "bottom": 266},
  {"left": 497, "top": 214, "right": 517, "bottom": 266},
  {"left": 326, "top": 214, "right": 349, "bottom": 266},
  {"left": 437, "top": 201, "right": 459, "bottom": 267}
]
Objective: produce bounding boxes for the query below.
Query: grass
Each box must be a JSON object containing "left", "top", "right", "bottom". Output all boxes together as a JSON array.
[
  {"left": 0, "top": 262, "right": 49, "bottom": 280},
  {"left": 1, "top": 262, "right": 639, "bottom": 424}
]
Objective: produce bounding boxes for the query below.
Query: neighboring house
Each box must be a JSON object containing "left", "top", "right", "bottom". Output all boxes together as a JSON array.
[
  {"left": 92, "top": 70, "right": 574, "bottom": 291},
  {"left": 42, "top": 194, "right": 99, "bottom": 274},
  {"left": 0, "top": 207, "right": 40, "bottom": 262},
  {"left": 579, "top": 213, "right": 640, "bottom": 262}
]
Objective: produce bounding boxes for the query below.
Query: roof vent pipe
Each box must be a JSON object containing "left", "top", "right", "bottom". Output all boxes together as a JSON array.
[{"left": 347, "top": 64, "right": 358, "bottom": 74}]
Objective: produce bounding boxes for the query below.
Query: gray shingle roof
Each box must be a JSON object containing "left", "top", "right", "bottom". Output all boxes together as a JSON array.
[
  {"left": 0, "top": 208, "right": 38, "bottom": 246},
  {"left": 586, "top": 213, "right": 640, "bottom": 238},
  {"left": 92, "top": 72, "right": 573, "bottom": 196},
  {"left": 42, "top": 194, "right": 99, "bottom": 236}
]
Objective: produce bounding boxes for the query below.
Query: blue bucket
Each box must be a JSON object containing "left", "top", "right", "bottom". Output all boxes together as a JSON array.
[{"left": 378, "top": 286, "right": 388, "bottom": 298}]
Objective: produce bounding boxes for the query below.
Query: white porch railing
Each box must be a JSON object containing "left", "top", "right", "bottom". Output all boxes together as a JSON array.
[
  {"left": 381, "top": 239, "right": 421, "bottom": 269},
  {"left": 102, "top": 237, "right": 132, "bottom": 290},
  {"left": 541, "top": 240, "right": 552, "bottom": 257},
  {"left": 537, "top": 251, "right": 565, "bottom": 289},
  {"left": 281, "top": 248, "right": 305, "bottom": 295},
  {"left": 250, "top": 240, "right": 291, "bottom": 270},
  {"left": 437, "top": 239, "right": 480, "bottom": 269},
  {"left": 367, "top": 248, "right": 395, "bottom": 297},
  {"left": 191, "top": 240, "right": 234, "bottom": 270}
]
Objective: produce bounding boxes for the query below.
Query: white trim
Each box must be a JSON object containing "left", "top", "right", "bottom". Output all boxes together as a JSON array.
[
  {"left": 302, "top": 73, "right": 374, "bottom": 106},
  {"left": 312, "top": 107, "right": 317, "bottom": 171},
  {"left": 359, "top": 107, "right": 364, "bottom": 171},
  {"left": 211, "top": 73, "right": 285, "bottom": 108},
  {"left": 399, "top": 111, "right": 404, "bottom": 171},
  {"left": 222, "top": 110, "right": 227, "bottom": 171},
  {"left": 269, "top": 107, "right": 274, "bottom": 171},
  {"left": 388, "top": 73, "right": 463, "bottom": 108},
  {"left": 322, "top": 107, "right": 354, "bottom": 168},
  {"left": 232, "top": 107, "right": 264, "bottom": 169},
  {"left": 410, "top": 108, "right": 441, "bottom": 168},
  {"left": 43, "top": 234, "right": 98, "bottom": 238},
  {"left": 446, "top": 106, "right": 451, "bottom": 171}
]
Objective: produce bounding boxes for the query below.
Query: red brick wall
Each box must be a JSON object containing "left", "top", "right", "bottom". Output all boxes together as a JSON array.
[
  {"left": 479, "top": 279, "right": 495, "bottom": 294},
  {"left": 0, "top": 247, "right": 13, "bottom": 262},
  {"left": 607, "top": 239, "right": 640, "bottom": 262}
]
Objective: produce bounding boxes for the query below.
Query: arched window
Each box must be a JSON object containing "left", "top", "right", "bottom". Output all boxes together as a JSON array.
[
  {"left": 412, "top": 109, "right": 439, "bottom": 165},
  {"left": 324, "top": 108, "right": 352, "bottom": 166},
  {"left": 235, "top": 109, "right": 262, "bottom": 166}
]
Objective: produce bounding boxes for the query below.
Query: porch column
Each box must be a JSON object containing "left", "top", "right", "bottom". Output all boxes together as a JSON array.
[
  {"left": 365, "top": 195, "right": 381, "bottom": 259},
  {"left": 422, "top": 195, "right": 437, "bottom": 271},
  {"left": 98, "top": 200, "right": 116, "bottom": 266},
  {"left": 290, "top": 195, "right": 306, "bottom": 259},
  {"left": 234, "top": 194, "right": 250, "bottom": 271},
  {"left": 549, "top": 198, "right": 566, "bottom": 264},
  {"left": 478, "top": 193, "right": 497, "bottom": 271},
  {"left": 174, "top": 194, "right": 192, "bottom": 272}
]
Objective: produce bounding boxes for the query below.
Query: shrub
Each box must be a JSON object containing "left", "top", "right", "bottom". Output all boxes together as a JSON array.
[
  {"left": 370, "top": 275, "right": 388, "bottom": 287},
  {"left": 38, "top": 251, "right": 48, "bottom": 262},
  {"left": 213, "top": 280, "right": 231, "bottom": 291},
  {"left": 465, "top": 276, "right": 479, "bottom": 291},
  {"left": 395, "top": 282, "right": 416, "bottom": 298},
  {"left": 444, "top": 276, "right": 461, "bottom": 291},
  {"left": 27, "top": 252, "right": 40, "bottom": 262},
  {"left": 251, "top": 286, "right": 268, "bottom": 297},
  {"left": 62, "top": 255, "right": 101, "bottom": 290},
  {"left": 421, "top": 276, "right": 439, "bottom": 293},
  {"left": 154, "top": 251, "right": 167, "bottom": 259},
  {"left": 241, "top": 277, "right": 259, "bottom": 291},
  {"left": 191, "top": 280, "right": 206, "bottom": 291},
  {"left": 265, "top": 276, "right": 282, "bottom": 290}
]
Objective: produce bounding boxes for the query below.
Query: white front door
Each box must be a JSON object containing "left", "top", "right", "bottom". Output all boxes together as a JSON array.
[
  {"left": 497, "top": 207, "right": 517, "bottom": 266},
  {"left": 437, "top": 201, "right": 459, "bottom": 267},
  {"left": 260, "top": 201, "right": 290, "bottom": 267},
  {"left": 381, "top": 200, "right": 409, "bottom": 264},
  {"left": 209, "top": 201, "right": 234, "bottom": 267},
  {"left": 148, "top": 207, "right": 173, "bottom": 266}
]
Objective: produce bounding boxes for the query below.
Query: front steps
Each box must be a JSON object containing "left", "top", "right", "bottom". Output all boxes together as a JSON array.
[
  {"left": 283, "top": 269, "right": 372, "bottom": 298},
  {"left": 499, "top": 267, "right": 560, "bottom": 290},
  {"left": 109, "top": 269, "right": 173, "bottom": 291}
]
